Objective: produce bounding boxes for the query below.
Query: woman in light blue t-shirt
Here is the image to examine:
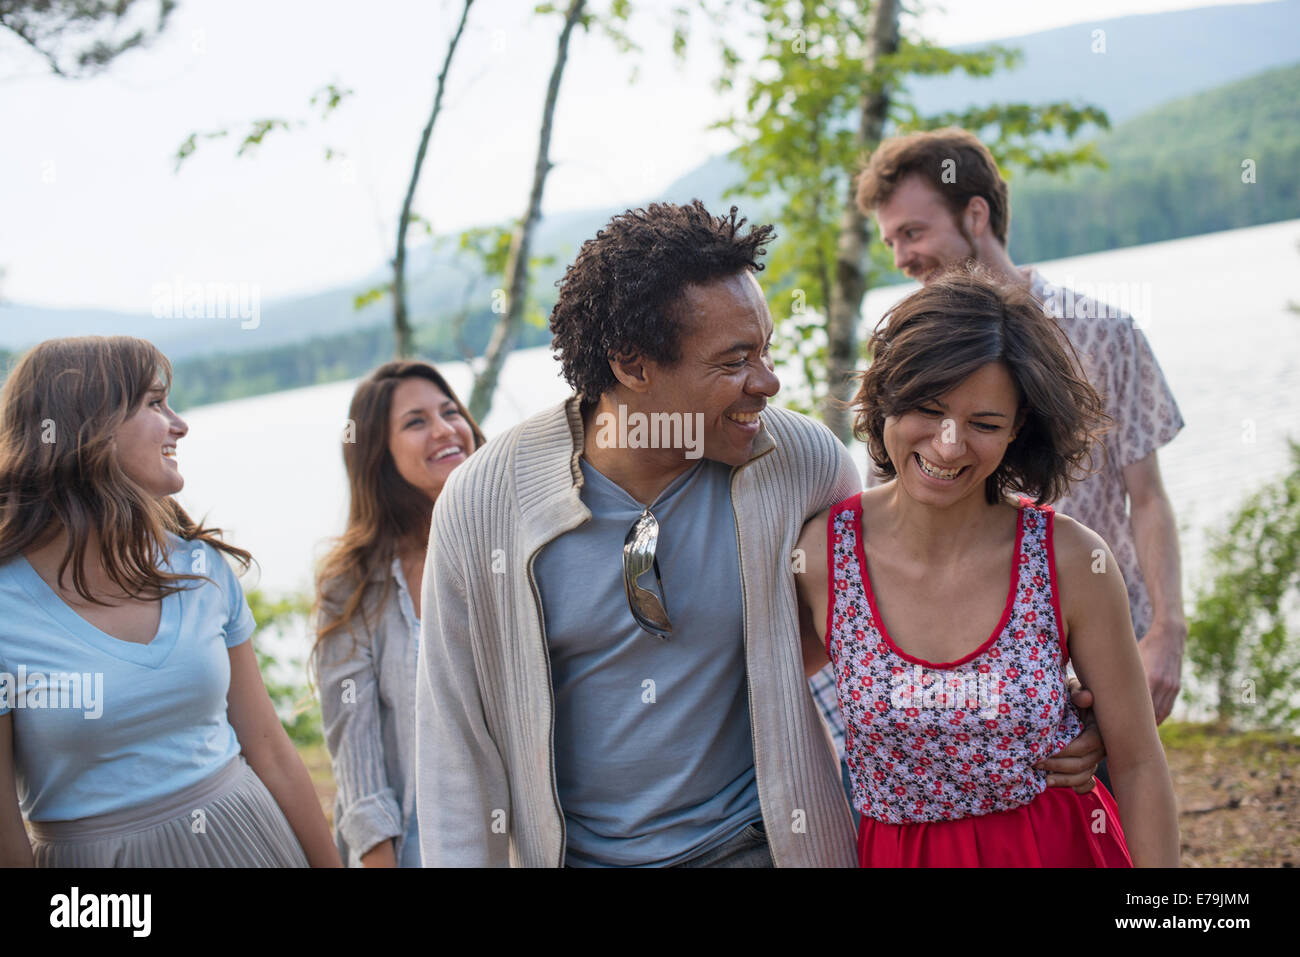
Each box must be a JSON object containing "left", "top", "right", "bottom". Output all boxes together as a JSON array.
[
  {"left": 312, "top": 361, "right": 484, "bottom": 867},
  {"left": 0, "top": 336, "right": 340, "bottom": 867}
]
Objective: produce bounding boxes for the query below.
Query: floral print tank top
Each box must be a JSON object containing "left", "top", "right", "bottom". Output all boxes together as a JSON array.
[{"left": 826, "top": 495, "right": 1083, "bottom": 825}]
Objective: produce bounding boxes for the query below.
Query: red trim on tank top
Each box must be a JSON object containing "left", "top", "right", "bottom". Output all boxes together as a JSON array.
[
  {"left": 1043, "top": 505, "right": 1070, "bottom": 663},
  {"left": 854, "top": 501, "right": 1026, "bottom": 671}
]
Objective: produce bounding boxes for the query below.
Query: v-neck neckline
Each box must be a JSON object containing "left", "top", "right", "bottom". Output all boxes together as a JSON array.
[
  {"left": 13, "top": 552, "right": 184, "bottom": 669},
  {"left": 580, "top": 456, "right": 706, "bottom": 511}
]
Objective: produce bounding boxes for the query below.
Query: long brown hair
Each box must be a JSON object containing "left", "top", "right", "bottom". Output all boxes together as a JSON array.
[
  {"left": 312, "top": 361, "right": 485, "bottom": 660},
  {"left": 0, "top": 336, "right": 251, "bottom": 602}
]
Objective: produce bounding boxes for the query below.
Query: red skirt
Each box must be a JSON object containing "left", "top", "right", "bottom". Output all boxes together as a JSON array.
[{"left": 857, "top": 783, "right": 1133, "bottom": 867}]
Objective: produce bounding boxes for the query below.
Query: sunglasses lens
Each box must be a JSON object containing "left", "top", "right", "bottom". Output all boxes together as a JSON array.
[
  {"left": 622, "top": 516, "right": 657, "bottom": 583},
  {"left": 628, "top": 578, "right": 672, "bottom": 637},
  {"left": 623, "top": 509, "right": 672, "bottom": 638}
]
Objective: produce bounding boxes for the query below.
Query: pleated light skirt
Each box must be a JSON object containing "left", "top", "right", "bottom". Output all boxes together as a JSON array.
[{"left": 30, "top": 755, "right": 310, "bottom": 868}]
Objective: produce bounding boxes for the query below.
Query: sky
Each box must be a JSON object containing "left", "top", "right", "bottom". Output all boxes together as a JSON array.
[{"left": 0, "top": 0, "right": 1279, "bottom": 313}]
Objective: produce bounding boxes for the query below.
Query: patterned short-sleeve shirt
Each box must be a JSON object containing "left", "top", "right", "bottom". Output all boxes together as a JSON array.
[{"left": 1024, "top": 268, "right": 1185, "bottom": 638}]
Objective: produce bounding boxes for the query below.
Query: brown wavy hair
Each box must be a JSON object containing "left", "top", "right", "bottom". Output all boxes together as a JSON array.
[
  {"left": 852, "top": 267, "right": 1109, "bottom": 505},
  {"left": 312, "top": 361, "right": 485, "bottom": 665},
  {"left": 856, "top": 127, "right": 1011, "bottom": 246},
  {"left": 0, "top": 336, "right": 251, "bottom": 602}
]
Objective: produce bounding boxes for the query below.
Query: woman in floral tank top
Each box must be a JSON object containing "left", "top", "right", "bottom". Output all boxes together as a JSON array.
[{"left": 796, "top": 269, "right": 1179, "bottom": 867}]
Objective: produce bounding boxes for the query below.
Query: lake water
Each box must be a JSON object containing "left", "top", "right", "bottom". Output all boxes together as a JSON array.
[{"left": 174, "top": 219, "right": 1300, "bottom": 717}]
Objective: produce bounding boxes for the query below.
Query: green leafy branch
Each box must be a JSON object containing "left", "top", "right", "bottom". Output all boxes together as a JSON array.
[{"left": 173, "top": 82, "right": 354, "bottom": 173}]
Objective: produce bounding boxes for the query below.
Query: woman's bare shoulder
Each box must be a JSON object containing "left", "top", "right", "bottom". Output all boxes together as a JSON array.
[
  {"left": 1048, "top": 509, "right": 1123, "bottom": 617},
  {"left": 1050, "top": 510, "right": 1112, "bottom": 570}
]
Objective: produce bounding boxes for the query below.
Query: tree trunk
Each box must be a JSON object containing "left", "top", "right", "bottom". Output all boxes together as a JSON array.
[
  {"left": 392, "top": 0, "right": 476, "bottom": 358},
  {"left": 468, "top": 0, "right": 586, "bottom": 422},
  {"left": 822, "top": 0, "right": 899, "bottom": 443},
  {"left": 1216, "top": 671, "right": 1233, "bottom": 729}
]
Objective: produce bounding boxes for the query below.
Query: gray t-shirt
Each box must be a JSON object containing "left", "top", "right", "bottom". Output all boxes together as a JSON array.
[{"left": 533, "top": 456, "right": 761, "bottom": 866}]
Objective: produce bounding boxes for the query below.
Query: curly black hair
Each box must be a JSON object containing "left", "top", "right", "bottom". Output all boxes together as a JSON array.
[{"left": 549, "top": 200, "right": 776, "bottom": 403}]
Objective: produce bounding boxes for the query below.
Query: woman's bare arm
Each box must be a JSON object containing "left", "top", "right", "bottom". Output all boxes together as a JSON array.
[
  {"left": 227, "top": 640, "right": 342, "bottom": 867},
  {"left": 1055, "top": 514, "right": 1180, "bottom": 867},
  {"left": 0, "top": 713, "right": 33, "bottom": 867}
]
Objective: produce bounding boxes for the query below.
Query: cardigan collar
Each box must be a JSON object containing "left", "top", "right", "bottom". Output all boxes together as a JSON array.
[{"left": 512, "top": 394, "right": 777, "bottom": 559}]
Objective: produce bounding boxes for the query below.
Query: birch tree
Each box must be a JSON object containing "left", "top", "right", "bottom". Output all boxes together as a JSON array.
[
  {"left": 391, "top": 0, "right": 476, "bottom": 357},
  {"left": 467, "top": 0, "right": 588, "bottom": 422}
]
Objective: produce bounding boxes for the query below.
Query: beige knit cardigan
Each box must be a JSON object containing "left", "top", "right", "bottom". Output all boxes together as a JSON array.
[{"left": 415, "top": 395, "right": 861, "bottom": 866}]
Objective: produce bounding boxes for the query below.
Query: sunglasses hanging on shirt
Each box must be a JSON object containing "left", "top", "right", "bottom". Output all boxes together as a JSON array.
[{"left": 622, "top": 506, "right": 673, "bottom": 639}]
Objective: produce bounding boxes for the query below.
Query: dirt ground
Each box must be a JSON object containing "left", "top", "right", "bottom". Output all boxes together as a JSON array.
[
  {"left": 1157, "top": 724, "right": 1298, "bottom": 867},
  {"left": 299, "top": 721, "right": 1300, "bottom": 867}
]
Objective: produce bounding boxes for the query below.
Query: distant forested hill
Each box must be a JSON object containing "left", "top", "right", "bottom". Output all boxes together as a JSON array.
[
  {"left": 164, "top": 303, "right": 521, "bottom": 411},
  {"left": 1008, "top": 61, "right": 1300, "bottom": 262},
  {"left": 907, "top": 0, "right": 1300, "bottom": 126}
]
